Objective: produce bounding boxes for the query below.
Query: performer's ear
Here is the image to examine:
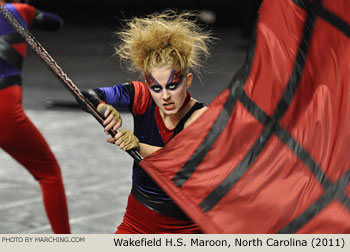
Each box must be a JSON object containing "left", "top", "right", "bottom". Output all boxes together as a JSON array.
[{"left": 185, "top": 73, "right": 193, "bottom": 89}]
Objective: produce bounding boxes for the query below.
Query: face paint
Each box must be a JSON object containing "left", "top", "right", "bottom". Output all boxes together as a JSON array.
[
  {"left": 166, "top": 70, "right": 184, "bottom": 91},
  {"left": 146, "top": 66, "right": 190, "bottom": 115},
  {"left": 146, "top": 70, "right": 184, "bottom": 93}
]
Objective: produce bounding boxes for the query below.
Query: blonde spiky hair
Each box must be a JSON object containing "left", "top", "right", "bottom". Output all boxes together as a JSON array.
[{"left": 114, "top": 10, "right": 213, "bottom": 76}]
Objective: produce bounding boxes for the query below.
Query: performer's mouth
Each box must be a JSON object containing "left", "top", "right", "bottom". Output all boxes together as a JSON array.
[{"left": 163, "top": 103, "right": 175, "bottom": 111}]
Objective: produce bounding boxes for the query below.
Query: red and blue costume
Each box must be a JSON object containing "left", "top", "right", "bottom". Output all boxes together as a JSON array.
[
  {"left": 0, "top": 3, "right": 70, "bottom": 233},
  {"left": 98, "top": 81, "right": 203, "bottom": 233}
]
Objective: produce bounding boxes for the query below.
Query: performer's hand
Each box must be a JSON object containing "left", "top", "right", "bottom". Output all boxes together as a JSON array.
[
  {"left": 97, "top": 103, "right": 122, "bottom": 133},
  {"left": 107, "top": 129, "right": 140, "bottom": 151}
]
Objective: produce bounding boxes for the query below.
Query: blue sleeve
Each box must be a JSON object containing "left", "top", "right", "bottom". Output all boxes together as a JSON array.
[
  {"left": 98, "top": 84, "right": 131, "bottom": 111},
  {"left": 32, "top": 10, "right": 63, "bottom": 31}
]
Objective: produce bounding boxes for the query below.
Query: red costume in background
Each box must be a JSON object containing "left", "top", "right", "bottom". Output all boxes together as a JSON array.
[{"left": 0, "top": 3, "right": 70, "bottom": 233}]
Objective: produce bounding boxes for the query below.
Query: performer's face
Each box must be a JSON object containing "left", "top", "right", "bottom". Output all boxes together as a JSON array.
[{"left": 146, "top": 65, "right": 192, "bottom": 115}]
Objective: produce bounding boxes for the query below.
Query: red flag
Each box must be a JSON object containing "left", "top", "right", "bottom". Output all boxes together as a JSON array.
[{"left": 140, "top": 0, "right": 350, "bottom": 233}]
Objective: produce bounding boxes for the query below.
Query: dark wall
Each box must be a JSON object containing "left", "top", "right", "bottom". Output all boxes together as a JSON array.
[{"left": 30, "top": 0, "right": 261, "bottom": 31}]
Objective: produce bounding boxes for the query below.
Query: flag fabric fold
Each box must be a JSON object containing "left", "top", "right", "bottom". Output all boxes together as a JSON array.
[{"left": 140, "top": 0, "right": 350, "bottom": 233}]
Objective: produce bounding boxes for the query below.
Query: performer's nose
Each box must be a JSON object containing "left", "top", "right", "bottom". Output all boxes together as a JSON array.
[{"left": 162, "top": 89, "right": 171, "bottom": 100}]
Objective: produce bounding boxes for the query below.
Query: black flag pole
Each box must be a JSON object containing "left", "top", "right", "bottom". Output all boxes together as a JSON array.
[{"left": 0, "top": 1, "right": 143, "bottom": 162}]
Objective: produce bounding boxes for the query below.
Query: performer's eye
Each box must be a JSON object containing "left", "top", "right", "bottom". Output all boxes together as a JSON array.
[
  {"left": 151, "top": 85, "right": 162, "bottom": 93},
  {"left": 168, "top": 83, "right": 177, "bottom": 90},
  {"left": 166, "top": 82, "right": 180, "bottom": 91}
]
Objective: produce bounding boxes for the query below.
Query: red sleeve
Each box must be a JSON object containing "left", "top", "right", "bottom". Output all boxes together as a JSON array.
[
  {"left": 13, "top": 3, "right": 36, "bottom": 26},
  {"left": 131, "top": 81, "right": 152, "bottom": 115}
]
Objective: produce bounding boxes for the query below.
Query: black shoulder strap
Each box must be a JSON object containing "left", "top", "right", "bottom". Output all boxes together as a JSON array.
[
  {"left": 172, "top": 102, "right": 205, "bottom": 138},
  {"left": 122, "top": 82, "right": 135, "bottom": 110},
  {"left": 0, "top": 33, "right": 24, "bottom": 69}
]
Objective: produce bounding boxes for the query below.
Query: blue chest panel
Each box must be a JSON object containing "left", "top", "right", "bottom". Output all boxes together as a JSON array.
[
  {"left": 134, "top": 100, "right": 165, "bottom": 147},
  {"left": 132, "top": 100, "right": 170, "bottom": 199}
]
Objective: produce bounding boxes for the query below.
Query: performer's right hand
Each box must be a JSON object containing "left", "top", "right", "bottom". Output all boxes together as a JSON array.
[
  {"left": 107, "top": 129, "right": 140, "bottom": 151},
  {"left": 97, "top": 103, "right": 122, "bottom": 133}
]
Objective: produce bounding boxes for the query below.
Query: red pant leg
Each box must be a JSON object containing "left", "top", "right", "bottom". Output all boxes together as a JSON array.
[{"left": 0, "top": 86, "right": 70, "bottom": 234}]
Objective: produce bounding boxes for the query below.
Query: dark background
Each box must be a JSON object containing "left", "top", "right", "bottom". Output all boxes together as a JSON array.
[
  {"left": 29, "top": 0, "right": 261, "bottom": 35},
  {"left": 20, "top": 0, "right": 263, "bottom": 108}
]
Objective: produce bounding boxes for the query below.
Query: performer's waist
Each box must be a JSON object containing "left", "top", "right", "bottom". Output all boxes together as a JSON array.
[
  {"left": 132, "top": 162, "right": 168, "bottom": 198},
  {"left": 0, "top": 75, "right": 21, "bottom": 90},
  {"left": 131, "top": 183, "right": 190, "bottom": 221}
]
